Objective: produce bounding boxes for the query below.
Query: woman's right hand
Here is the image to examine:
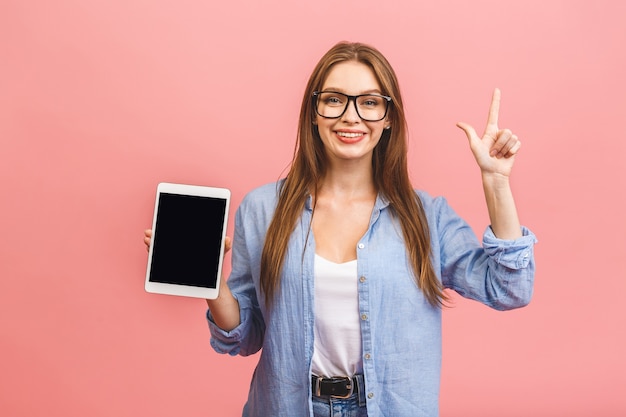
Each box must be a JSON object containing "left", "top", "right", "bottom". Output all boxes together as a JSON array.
[{"left": 144, "top": 229, "right": 152, "bottom": 251}]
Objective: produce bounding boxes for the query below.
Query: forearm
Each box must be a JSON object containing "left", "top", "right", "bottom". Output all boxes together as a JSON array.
[
  {"left": 206, "top": 278, "right": 241, "bottom": 332},
  {"left": 482, "top": 172, "right": 522, "bottom": 240}
]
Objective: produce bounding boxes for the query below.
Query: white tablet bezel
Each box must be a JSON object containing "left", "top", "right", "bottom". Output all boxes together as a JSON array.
[{"left": 145, "top": 182, "right": 230, "bottom": 299}]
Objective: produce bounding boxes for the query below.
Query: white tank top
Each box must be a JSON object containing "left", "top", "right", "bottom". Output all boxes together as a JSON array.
[{"left": 311, "top": 254, "right": 362, "bottom": 377}]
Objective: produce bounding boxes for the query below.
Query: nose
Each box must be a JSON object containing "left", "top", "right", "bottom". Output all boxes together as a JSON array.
[{"left": 341, "top": 97, "right": 361, "bottom": 123}]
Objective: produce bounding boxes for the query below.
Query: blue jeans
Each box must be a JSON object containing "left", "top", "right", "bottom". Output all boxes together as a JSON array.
[{"left": 312, "top": 374, "right": 368, "bottom": 417}]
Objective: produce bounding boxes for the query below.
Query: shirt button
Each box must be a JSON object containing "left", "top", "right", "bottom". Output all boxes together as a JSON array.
[
  {"left": 358, "top": 243, "right": 365, "bottom": 249},
  {"left": 364, "top": 353, "right": 371, "bottom": 360},
  {"left": 367, "top": 392, "right": 374, "bottom": 399},
  {"left": 359, "top": 276, "right": 366, "bottom": 283},
  {"left": 361, "top": 314, "right": 368, "bottom": 320}
]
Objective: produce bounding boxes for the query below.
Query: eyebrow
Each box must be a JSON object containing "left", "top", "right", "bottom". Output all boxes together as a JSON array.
[{"left": 321, "top": 87, "right": 384, "bottom": 95}]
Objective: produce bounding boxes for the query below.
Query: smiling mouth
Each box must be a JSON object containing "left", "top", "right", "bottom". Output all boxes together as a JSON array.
[{"left": 336, "top": 131, "right": 364, "bottom": 138}]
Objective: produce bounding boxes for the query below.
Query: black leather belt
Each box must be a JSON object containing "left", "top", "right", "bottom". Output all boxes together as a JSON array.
[{"left": 311, "top": 375, "right": 358, "bottom": 399}]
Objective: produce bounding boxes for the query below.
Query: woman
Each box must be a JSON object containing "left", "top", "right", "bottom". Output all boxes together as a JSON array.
[{"left": 145, "top": 41, "right": 536, "bottom": 417}]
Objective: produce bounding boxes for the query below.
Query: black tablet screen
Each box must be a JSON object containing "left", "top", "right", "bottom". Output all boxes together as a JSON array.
[{"left": 149, "top": 193, "right": 226, "bottom": 288}]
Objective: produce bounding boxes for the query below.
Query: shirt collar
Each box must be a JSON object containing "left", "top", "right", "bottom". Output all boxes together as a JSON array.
[{"left": 304, "top": 192, "right": 390, "bottom": 211}]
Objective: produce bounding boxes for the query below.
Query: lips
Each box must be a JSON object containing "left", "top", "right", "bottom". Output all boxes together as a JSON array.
[{"left": 335, "top": 130, "right": 365, "bottom": 143}]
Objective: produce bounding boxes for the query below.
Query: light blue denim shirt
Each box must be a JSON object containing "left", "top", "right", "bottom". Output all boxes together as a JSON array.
[{"left": 207, "top": 182, "right": 537, "bottom": 417}]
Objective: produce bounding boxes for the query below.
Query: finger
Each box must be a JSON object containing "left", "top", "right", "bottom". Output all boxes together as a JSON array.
[
  {"left": 497, "top": 133, "right": 519, "bottom": 157},
  {"left": 491, "top": 128, "right": 513, "bottom": 157},
  {"left": 144, "top": 229, "right": 152, "bottom": 251},
  {"left": 224, "top": 236, "right": 232, "bottom": 253},
  {"left": 456, "top": 122, "right": 479, "bottom": 142},
  {"left": 503, "top": 138, "right": 521, "bottom": 158},
  {"left": 486, "top": 88, "right": 501, "bottom": 129}
]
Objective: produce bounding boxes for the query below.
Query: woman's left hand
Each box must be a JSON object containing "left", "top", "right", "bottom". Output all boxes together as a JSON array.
[{"left": 456, "top": 88, "right": 521, "bottom": 178}]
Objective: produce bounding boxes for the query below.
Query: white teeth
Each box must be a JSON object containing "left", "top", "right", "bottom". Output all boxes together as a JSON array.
[{"left": 336, "top": 132, "right": 363, "bottom": 138}]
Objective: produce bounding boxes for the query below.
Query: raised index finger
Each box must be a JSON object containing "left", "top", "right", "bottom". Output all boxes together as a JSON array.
[{"left": 487, "top": 88, "right": 501, "bottom": 128}]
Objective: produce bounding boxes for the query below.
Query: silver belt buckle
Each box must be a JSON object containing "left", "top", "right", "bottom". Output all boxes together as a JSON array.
[{"left": 314, "top": 376, "right": 322, "bottom": 397}]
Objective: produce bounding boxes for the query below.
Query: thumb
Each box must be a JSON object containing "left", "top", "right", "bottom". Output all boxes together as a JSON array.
[
  {"left": 456, "top": 122, "right": 478, "bottom": 142},
  {"left": 224, "top": 236, "right": 232, "bottom": 253}
]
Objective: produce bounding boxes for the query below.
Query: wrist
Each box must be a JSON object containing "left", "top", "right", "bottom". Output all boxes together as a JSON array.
[{"left": 482, "top": 171, "right": 511, "bottom": 190}]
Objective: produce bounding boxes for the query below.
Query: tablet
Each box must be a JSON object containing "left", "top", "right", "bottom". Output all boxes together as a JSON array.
[{"left": 145, "top": 182, "right": 230, "bottom": 299}]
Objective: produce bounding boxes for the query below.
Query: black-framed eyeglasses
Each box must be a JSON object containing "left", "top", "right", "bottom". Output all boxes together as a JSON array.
[{"left": 313, "top": 91, "right": 392, "bottom": 122}]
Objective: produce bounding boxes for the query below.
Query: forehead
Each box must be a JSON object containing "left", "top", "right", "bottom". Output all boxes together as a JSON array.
[{"left": 322, "top": 61, "right": 381, "bottom": 94}]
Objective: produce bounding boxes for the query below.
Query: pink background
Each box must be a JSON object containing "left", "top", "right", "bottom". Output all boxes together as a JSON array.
[{"left": 1, "top": 0, "right": 625, "bottom": 415}]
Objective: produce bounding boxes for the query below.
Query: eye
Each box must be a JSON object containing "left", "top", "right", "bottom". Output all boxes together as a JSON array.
[
  {"left": 359, "top": 96, "right": 383, "bottom": 108},
  {"left": 320, "top": 93, "right": 346, "bottom": 106}
]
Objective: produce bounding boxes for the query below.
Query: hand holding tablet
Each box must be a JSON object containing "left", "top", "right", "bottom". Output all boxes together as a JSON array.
[{"left": 144, "top": 183, "right": 231, "bottom": 299}]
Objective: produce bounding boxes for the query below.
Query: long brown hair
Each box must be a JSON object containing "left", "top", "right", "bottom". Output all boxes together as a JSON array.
[{"left": 260, "top": 41, "right": 446, "bottom": 307}]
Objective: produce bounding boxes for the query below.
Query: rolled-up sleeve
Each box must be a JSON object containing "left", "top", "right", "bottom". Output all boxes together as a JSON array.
[
  {"left": 207, "top": 293, "right": 264, "bottom": 356},
  {"left": 435, "top": 195, "right": 538, "bottom": 311},
  {"left": 483, "top": 226, "right": 535, "bottom": 270}
]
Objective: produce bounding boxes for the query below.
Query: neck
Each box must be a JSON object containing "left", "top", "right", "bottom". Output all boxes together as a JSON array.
[{"left": 317, "top": 158, "right": 376, "bottom": 199}]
